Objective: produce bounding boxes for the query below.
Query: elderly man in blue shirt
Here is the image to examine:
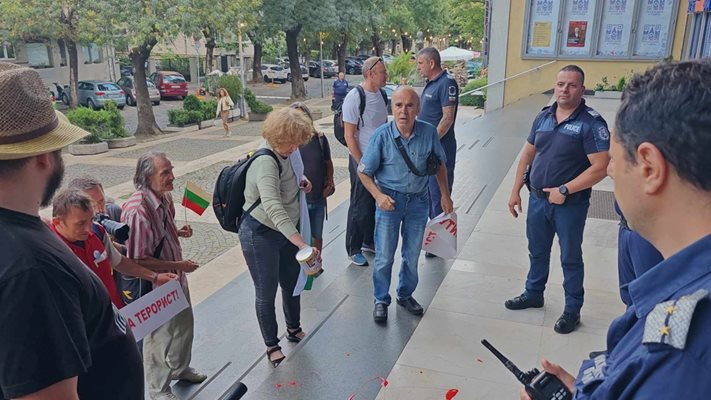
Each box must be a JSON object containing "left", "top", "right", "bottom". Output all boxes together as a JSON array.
[
  {"left": 358, "top": 86, "right": 453, "bottom": 323},
  {"left": 520, "top": 60, "right": 711, "bottom": 399}
]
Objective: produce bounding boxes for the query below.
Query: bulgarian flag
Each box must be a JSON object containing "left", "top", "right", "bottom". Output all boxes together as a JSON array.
[{"left": 182, "top": 181, "right": 211, "bottom": 216}]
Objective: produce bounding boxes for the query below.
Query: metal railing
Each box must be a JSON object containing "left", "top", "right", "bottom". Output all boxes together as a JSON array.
[{"left": 460, "top": 60, "right": 557, "bottom": 97}]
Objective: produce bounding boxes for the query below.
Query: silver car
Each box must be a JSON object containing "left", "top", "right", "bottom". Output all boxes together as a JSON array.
[
  {"left": 77, "top": 80, "right": 126, "bottom": 109},
  {"left": 116, "top": 76, "right": 161, "bottom": 106}
]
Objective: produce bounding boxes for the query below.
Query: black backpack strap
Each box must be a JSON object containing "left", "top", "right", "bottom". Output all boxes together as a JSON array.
[
  {"left": 389, "top": 124, "right": 426, "bottom": 177},
  {"left": 240, "top": 148, "right": 282, "bottom": 223},
  {"left": 379, "top": 88, "right": 388, "bottom": 107},
  {"left": 356, "top": 85, "right": 366, "bottom": 128}
]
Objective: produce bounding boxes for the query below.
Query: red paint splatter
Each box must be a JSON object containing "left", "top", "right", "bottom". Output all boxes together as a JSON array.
[
  {"left": 289, "top": 380, "right": 298, "bottom": 387},
  {"left": 345, "top": 352, "right": 351, "bottom": 357},
  {"left": 347, "top": 395, "right": 356, "bottom": 400},
  {"left": 476, "top": 358, "right": 484, "bottom": 363},
  {"left": 446, "top": 388, "right": 459, "bottom": 400},
  {"left": 380, "top": 377, "right": 389, "bottom": 387},
  {"left": 275, "top": 383, "right": 283, "bottom": 389}
]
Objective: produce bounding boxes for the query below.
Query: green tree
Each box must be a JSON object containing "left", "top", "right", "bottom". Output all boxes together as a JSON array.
[
  {"left": 110, "top": 0, "right": 184, "bottom": 135},
  {"left": 446, "top": 0, "right": 485, "bottom": 50},
  {"left": 0, "top": 0, "right": 105, "bottom": 108},
  {"left": 261, "top": 0, "right": 336, "bottom": 99}
]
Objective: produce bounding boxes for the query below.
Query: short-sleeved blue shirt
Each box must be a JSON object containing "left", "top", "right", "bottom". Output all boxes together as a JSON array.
[
  {"left": 573, "top": 234, "right": 711, "bottom": 399},
  {"left": 527, "top": 99, "right": 609, "bottom": 190},
  {"left": 419, "top": 70, "right": 459, "bottom": 140},
  {"left": 332, "top": 79, "right": 349, "bottom": 103},
  {"left": 358, "top": 120, "right": 446, "bottom": 195}
]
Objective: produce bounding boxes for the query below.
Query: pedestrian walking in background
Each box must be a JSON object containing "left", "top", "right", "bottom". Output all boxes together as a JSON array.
[{"left": 217, "top": 87, "right": 235, "bottom": 137}]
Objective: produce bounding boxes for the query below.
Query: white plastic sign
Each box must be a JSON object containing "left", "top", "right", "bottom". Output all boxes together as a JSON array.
[
  {"left": 119, "top": 279, "right": 189, "bottom": 342},
  {"left": 422, "top": 212, "right": 458, "bottom": 259}
]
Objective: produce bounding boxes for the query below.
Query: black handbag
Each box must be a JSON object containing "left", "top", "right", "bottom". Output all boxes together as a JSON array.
[{"left": 390, "top": 125, "right": 440, "bottom": 177}]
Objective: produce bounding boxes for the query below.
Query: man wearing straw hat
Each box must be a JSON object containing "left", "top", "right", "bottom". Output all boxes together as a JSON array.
[{"left": 0, "top": 62, "right": 143, "bottom": 398}]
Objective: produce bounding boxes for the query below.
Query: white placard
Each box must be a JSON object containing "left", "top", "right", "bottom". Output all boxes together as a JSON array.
[
  {"left": 560, "top": 0, "right": 598, "bottom": 56},
  {"left": 119, "top": 279, "right": 189, "bottom": 342},
  {"left": 597, "top": 0, "right": 637, "bottom": 56},
  {"left": 633, "top": 0, "right": 674, "bottom": 57},
  {"left": 526, "top": 0, "right": 562, "bottom": 56},
  {"left": 422, "top": 212, "right": 458, "bottom": 259}
]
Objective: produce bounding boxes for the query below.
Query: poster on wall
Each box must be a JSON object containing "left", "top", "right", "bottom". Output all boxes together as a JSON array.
[
  {"left": 567, "top": 21, "right": 588, "bottom": 47},
  {"left": 633, "top": 0, "right": 674, "bottom": 56},
  {"left": 597, "top": 0, "right": 636, "bottom": 56},
  {"left": 526, "top": 0, "right": 561, "bottom": 55},
  {"left": 560, "top": 0, "right": 597, "bottom": 56}
]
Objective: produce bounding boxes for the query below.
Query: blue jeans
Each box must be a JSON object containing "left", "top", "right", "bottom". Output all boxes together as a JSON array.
[
  {"left": 524, "top": 193, "right": 590, "bottom": 314},
  {"left": 307, "top": 197, "right": 326, "bottom": 240},
  {"left": 373, "top": 188, "right": 430, "bottom": 305},
  {"left": 428, "top": 133, "right": 456, "bottom": 218}
]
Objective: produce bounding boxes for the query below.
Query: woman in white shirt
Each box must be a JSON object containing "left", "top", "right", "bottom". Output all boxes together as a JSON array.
[{"left": 217, "top": 88, "right": 234, "bottom": 137}]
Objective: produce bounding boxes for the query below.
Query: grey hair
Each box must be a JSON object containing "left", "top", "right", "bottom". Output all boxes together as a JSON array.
[
  {"left": 52, "top": 188, "right": 93, "bottom": 218},
  {"left": 133, "top": 151, "right": 167, "bottom": 190},
  {"left": 417, "top": 47, "right": 441, "bottom": 68},
  {"left": 362, "top": 56, "right": 382, "bottom": 78},
  {"left": 68, "top": 175, "right": 103, "bottom": 191}
]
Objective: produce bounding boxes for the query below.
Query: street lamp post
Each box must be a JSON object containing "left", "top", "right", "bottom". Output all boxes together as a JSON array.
[
  {"left": 238, "top": 22, "right": 247, "bottom": 118},
  {"left": 319, "top": 32, "right": 324, "bottom": 98}
]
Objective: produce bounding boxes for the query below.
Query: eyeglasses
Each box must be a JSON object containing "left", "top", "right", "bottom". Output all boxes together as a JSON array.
[{"left": 367, "top": 57, "right": 383, "bottom": 72}]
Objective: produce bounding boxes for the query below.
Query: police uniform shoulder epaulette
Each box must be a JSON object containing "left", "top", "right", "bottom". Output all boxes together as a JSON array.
[{"left": 643, "top": 289, "right": 708, "bottom": 350}]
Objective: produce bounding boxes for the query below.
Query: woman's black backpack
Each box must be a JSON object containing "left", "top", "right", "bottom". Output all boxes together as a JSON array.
[{"left": 213, "top": 148, "right": 281, "bottom": 233}]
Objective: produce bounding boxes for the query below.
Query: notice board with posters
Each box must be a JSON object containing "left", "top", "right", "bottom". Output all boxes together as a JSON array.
[
  {"left": 633, "top": 0, "right": 675, "bottom": 56},
  {"left": 526, "top": 0, "right": 562, "bottom": 56},
  {"left": 560, "top": 0, "right": 598, "bottom": 56}
]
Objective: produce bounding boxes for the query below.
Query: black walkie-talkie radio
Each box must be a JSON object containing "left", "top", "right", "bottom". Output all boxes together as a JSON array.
[{"left": 481, "top": 339, "right": 572, "bottom": 400}]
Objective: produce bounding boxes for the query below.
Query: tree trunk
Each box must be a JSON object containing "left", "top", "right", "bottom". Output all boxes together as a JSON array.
[
  {"left": 336, "top": 32, "right": 347, "bottom": 73},
  {"left": 401, "top": 36, "right": 412, "bottom": 53},
  {"left": 66, "top": 39, "right": 79, "bottom": 108},
  {"left": 390, "top": 39, "right": 396, "bottom": 55},
  {"left": 371, "top": 34, "right": 382, "bottom": 56},
  {"left": 204, "top": 29, "right": 216, "bottom": 73},
  {"left": 251, "top": 38, "right": 263, "bottom": 82},
  {"left": 285, "top": 25, "right": 306, "bottom": 99},
  {"left": 130, "top": 41, "right": 162, "bottom": 136}
]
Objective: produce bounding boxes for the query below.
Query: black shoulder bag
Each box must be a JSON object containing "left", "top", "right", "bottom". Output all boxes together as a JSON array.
[{"left": 389, "top": 124, "right": 440, "bottom": 177}]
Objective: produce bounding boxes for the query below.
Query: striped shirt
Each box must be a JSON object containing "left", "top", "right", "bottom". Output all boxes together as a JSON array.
[{"left": 121, "top": 189, "right": 188, "bottom": 291}]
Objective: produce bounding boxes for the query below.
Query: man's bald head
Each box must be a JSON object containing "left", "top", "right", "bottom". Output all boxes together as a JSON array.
[{"left": 392, "top": 86, "right": 420, "bottom": 109}]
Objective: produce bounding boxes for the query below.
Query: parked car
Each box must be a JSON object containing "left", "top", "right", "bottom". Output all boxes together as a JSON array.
[
  {"left": 308, "top": 60, "right": 336, "bottom": 78},
  {"left": 261, "top": 64, "right": 289, "bottom": 83},
  {"left": 345, "top": 59, "right": 362, "bottom": 75},
  {"left": 149, "top": 71, "right": 188, "bottom": 99},
  {"left": 120, "top": 67, "right": 133, "bottom": 77},
  {"left": 116, "top": 76, "right": 161, "bottom": 106},
  {"left": 284, "top": 64, "right": 309, "bottom": 82},
  {"left": 382, "top": 54, "right": 394, "bottom": 63},
  {"left": 63, "top": 81, "right": 125, "bottom": 109}
]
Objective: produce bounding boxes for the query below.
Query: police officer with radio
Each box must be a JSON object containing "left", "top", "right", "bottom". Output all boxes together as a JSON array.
[
  {"left": 506, "top": 65, "right": 610, "bottom": 334},
  {"left": 521, "top": 59, "right": 711, "bottom": 400}
]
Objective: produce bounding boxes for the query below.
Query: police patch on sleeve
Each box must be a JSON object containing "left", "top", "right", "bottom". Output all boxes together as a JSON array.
[
  {"left": 596, "top": 125, "right": 610, "bottom": 141},
  {"left": 448, "top": 85, "right": 457, "bottom": 102}
]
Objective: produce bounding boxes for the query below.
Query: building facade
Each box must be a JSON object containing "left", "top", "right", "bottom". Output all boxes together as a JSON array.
[{"left": 487, "top": 0, "right": 707, "bottom": 111}]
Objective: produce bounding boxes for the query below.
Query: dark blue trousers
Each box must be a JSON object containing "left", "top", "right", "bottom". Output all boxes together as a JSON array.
[
  {"left": 428, "top": 134, "right": 456, "bottom": 218},
  {"left": 524, "top": 193, "right": 590, "bottom": 314}
]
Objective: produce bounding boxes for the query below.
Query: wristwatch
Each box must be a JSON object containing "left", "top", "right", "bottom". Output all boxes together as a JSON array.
[{"left": 558, "top": 185, "right": 569, "bottom": 196}]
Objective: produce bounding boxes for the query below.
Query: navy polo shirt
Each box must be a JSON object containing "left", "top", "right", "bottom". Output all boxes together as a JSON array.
[
  {"left": 527, "top": 99, "right": 609, "bottom": 190},
  {"left": 333, "top": 79, "right": 349, "bottom": 103},
  {"left": 573, "top": 234, "right": 711, "bottom": 398},
  {"left": 419, "top": 70, "right": 459, "bottom": 140}
]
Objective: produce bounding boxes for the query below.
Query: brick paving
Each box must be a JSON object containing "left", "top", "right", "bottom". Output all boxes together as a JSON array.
[
  {"left": 114, "top": 138, "right": 244, "bottom": 161},
  {"left": 64, "top": 163, "right": 136, "bottom": 189},
  {"left": 179, "top": 222, "right": 240, "bottom": 266}
]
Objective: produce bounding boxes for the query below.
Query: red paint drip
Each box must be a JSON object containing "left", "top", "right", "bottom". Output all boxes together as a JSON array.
[
  {"left": 476, "top": 358, "right": 484, "bottom": 363},
  {"left": 380, "top": 377, "right": 389, "bottom": 387},
  {"left": 275, "top": 383, "right": 283, "bottom": 389},
  {"left": 347, "top": 395, "right": 356, "bottom": 400},
  {"left": 345, "top": 352, "right": 351, "bottom": 357},
  {"left": 446, "top": 388, "right": 459, "bottom": 400},
  {"left": 289, "top": 380, "right": 298, "bottom": 387}
]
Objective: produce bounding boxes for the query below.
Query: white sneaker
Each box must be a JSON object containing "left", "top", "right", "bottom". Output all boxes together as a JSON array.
[
  {"left": 171, "top": 367, "right": 207, "bottom": 383},
  {"left": 152, "top": 391, "right": 179, "bottom": 400}
]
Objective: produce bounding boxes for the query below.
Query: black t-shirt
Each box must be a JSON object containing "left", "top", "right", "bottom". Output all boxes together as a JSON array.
[
  {"left": 299, "top": 134, "right": 331, "bottom": 203},
  {"left": 0, "top": 207, "right": 143, "bottom": 399}
]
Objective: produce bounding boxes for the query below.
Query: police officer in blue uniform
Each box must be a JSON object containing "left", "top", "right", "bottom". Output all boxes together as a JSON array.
[
  {"left": 332, "top": 72, "right": 349, "bottom": 110},
  {"left": 520, "top": 60, "right": 711, "bottom": 399},
  {"left": 615, "top": 201, "right": 663, "bottom": 307},
  {"left": 416, "top": 48, "right": 458, "bottom": 224},
  {"left": 506, "top": 65, "right": 610, "bottom": 334}
]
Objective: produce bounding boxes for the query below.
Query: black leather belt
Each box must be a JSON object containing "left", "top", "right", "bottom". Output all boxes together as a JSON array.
[{"left": 530, "top": 188, "right": 549, "bottom": 199}]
